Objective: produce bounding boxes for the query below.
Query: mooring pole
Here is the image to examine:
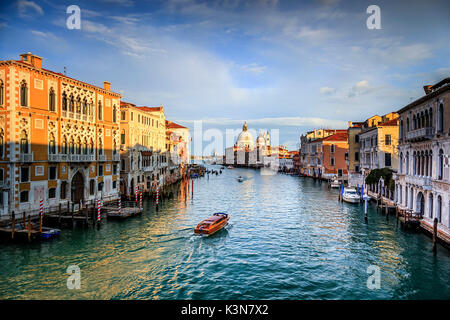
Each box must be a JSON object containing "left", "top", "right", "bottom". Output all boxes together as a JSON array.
[
  {"left": 364, "top": 196, "right": 368, "bottom": 222},
  {"left": 27, "top": 215, "right": 31, "bottom": 242},
  {"left": 432, "top": 218, "right": 438, "bottom": 254},
  {"left": 11, "top": 212, "right": 15, "bottom": 240}
]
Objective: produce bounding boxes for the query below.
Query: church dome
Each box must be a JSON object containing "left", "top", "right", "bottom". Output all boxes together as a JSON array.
[
  {"left": 256, "top": 131, "right": 266, "bottom": 146},
  {"left": 236, "top": 122, "right": 254, "bottom": 150}
]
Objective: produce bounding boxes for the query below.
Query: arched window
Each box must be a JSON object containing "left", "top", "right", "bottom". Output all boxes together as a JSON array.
[
  {"left": 76, "top": 96, "right": 81, "bottom": 113},
  {"left": 421, "top": 151, "right": 425, "bottom": 176},
  {"left": 76, "top": 137, "right": 81, "bottom": 154},
  {"left": 62, "top": 92, "right": 67, "bottom": 111},
  {"left": 20, "top": 80, "right": 27, "bottom": 106},
  {"left": 406, "top": 117, "right": 410, "bottom": 132},
  {"left": 425, "top": 150, "right": 429, "bottom": 177},
  {"left": 89, "top": 139, "right": 94, "bottom": 154},
  {"left": 429, "top": 108, "right": 433, "bottom": 129},
  {"left": 406, "top": 151, "right": 409, "bottom": 174},
  {"left": 0, "top": 129, "right": 4, "bottom": 158},
  {"left": 62, "top": 136, "right": 68, "bottom": 154},
  {"left": 412, "top": 151, "right": 416, "bottom": 175},
  {"left": 399, "top": 152, "right": 403, "bottom": 174},
  {"left": 49, "top": 133, "right": 56, "bottom": 154},
  {"left": 98, "top": 101, "right": 102, "bottom": 120},
  {"left": 69, "top": 95, "right": 74, "bottom": 112},
  {"left": 429, "top": 150, "right": 433, "bottom": 177},
  {"left": 429, "top": 194, "right": 434, "bottom": 218},
  {"left": 413, "top": 115, "right": 416, "bottom": 130},
  {"left": 113, "top": 105, "right": 117, "bottom": 123},
  {"left": 49, "top": 88, "right": 56, "bottom": 111},
  {"left": 438, "top": 149, "right": 444, "bottom": 180},
  {"left": 0, "top": 80, "right": 4, "bottom": 105},
  {"left": 438, "top": 103, "right": 444, "bottom": 132},
  {"left": 98, "top": 138, "right": 103, "bottom": 155},
  {"left": 437, "top": 195, "right": 442, "bottom": 223},
  {"left": 425, "top": 110, "right": 429, "bottom": 127},
  {"left": 82, "top": 139, "right": 88, "bottom": 154},
  {"left": 82, "top": 98, "right": 87, "bottom": 115},
  {"left": 399, "top": 119, "right": 403, "bottom": 139},
  {"left": 20, "top": 130, "right": 29, "bottom": 154},
  {"left": 69, "top": 137, "right": 74, "bottom": 154}
]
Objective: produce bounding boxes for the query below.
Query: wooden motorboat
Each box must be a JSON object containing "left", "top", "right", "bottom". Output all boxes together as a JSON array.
[
  {"left": 194, "top": 213, "right": 230, "bottom": 236},
  {"left": 343, "top": 188, "right": 361, "bottom": 203},
  {"left": 227, "top": 165, "right": 233, "bottom": 169},
  {"left": 237, "top": 176, "right": 244, "bottom": 182}
]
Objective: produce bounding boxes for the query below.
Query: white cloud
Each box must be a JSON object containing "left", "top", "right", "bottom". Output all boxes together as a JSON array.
[
  {"left": 17, "top": 0, "right": 44, "bottom": 17},
  {"left": 320, "top": 87, "right": 335, "bottom": 95},
  {"left": 240, "top": 63, "right": 267, "bottom": 74}
]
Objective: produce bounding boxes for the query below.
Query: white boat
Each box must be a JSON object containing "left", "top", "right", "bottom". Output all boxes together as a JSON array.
[
  {"left": 237, "top": 176, "right": 244, "bottom": 182},
  {"left": 342, "top": 188, "right": 361, "bottom": 203},
  {"left": 227, "top": 165, "right": 233, "bottom": 169},
  {"left": 330, "top": 180, "right": 340, "bottom": 188}
]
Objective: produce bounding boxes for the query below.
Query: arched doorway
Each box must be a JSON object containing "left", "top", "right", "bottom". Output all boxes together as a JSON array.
[
  {"left": 416, "top": 192, "right": 424, "bottom": 216},
  {"left": 130, "top": 178, "right": 134, "bottom": 198},
  {"left": 428, "top": 193, "right": 434, "bottom": 218},
  {"left": 71, "top": 171, "right": 84, "bottom": 203}
]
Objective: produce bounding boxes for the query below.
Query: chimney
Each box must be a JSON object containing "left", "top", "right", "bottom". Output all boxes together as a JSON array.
[
  {"left": 104, "top": 81, "right": 111, "bottom": 91},
  {"left": 348, "top": 121, "right": 352, "bottom": 128},
  {"left": 423, "top": 85, "right": 432, "bottom": 94},
  {"left": 20, "top": 52, "right": 42, "bottom": 69}
]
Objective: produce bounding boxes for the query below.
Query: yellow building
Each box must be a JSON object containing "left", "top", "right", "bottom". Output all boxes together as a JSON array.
[
  {"left": 0, "top": 53, "right": 121, "bottom": 217},
  {"left": 119, "top": 102, "right": 167, "bottom": 196}
]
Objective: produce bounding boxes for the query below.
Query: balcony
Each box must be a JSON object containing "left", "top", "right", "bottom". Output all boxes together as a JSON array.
[
  {"left": 68, "top": 154, "right": 95, "bottom": 162},
  {"left": 143, "top": 166, "right": 154, "bottom": 172},
  {"left": 405, "top": 175, "right": 432, "bottom": 190},
  {"left": 60, "top": 154, "right": 69, "bottom": 162},
  {"left": 19, "top": 153, "right": 33, "bottom": 163},
  {"left": 120, "top": 144, "right": 125, "bottom": 151},
  {"left": 113, "top": 153, "right": 120, "bottom": 162},
  {"left": 406, "top": 127, "right": 433, "bottom": 141},
  {"left": 48, "top": 154, "right": 60, "bottom": 162},
  {"left": 98, "top": 154, "right": 107, "bottom": 161}
]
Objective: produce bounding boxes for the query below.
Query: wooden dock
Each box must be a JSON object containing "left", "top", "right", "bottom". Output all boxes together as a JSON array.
[{"left": 106, "top": 202, "right": 143, "bottom": 219}]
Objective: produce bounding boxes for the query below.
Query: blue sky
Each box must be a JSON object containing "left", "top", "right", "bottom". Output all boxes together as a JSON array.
[{"left": 1, "top": 0, "right": 449, "bottom": 154}]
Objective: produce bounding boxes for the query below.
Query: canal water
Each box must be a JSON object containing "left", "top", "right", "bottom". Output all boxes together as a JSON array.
[{"left": 1, "top": 167, "right": 449, "bottom": 300}]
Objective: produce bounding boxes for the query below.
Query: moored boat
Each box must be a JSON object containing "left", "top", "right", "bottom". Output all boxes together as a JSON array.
[
  {"left": 330, "top": 179, "right": 340, "bottom": 188},
  {"left": 342, "top": 188, "right": 361, "bottom": 203},
  {"left": 194, "top": 213, "right": 230, "bottom": 236},
  {"left": 237, "top": 176, "right": 244, "bottom": 182}
]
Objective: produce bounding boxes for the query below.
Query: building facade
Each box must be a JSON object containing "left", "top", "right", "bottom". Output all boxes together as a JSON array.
[
  {"left": 0, "top": 53, "right": 121, "bottom": 217},
  {"left": 395, "top": 78, "right": 450, "bottom": 234}
]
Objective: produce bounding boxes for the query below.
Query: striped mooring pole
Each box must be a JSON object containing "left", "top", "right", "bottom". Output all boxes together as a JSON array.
[
  {"left": 97, "top": 199, "right": 101, "bottom": 222},
  {"left": 135, "top": 186, "right": 138, "bottom": 203},
  {"left": 39, "top": 199, "right": 44, "bottom": 233},
  {"left": 118, "top": 193, "right": 122, "bottom": 215},
  {"left": 156, "top": 186, "right": 159, "bottom": 211},
  {"left": 139, "top": 190, "right": 143, "bottom": 210}
]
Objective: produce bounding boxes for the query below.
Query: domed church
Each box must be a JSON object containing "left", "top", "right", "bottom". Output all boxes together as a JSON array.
[{"left": 236, "top": 122, "right": 255, "bottom": 151}]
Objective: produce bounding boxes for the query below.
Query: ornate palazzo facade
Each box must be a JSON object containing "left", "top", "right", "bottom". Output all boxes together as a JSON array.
[{"left": 0, "top": 53, "right": 121, "bottom": 216}]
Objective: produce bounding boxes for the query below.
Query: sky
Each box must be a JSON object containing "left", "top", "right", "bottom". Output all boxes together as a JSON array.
[{"left": 0, "top": 0, "right": 449, "bottom": 155}]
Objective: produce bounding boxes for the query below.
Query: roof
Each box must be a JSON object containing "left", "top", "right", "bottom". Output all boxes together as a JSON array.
[
  {"left": 166, "top": 120, "right": 187, "bottom": 129},
  {"left": 323, "top": 132, "right": 348, "bottom": 142},
  {"left": 397, "top": 77, "right": 450, "bottom": 114},
  {"left": 139, "top": 106, "right": 164, "bottom": 113},
  {"left": 10, "top": 60, "right": 121, "bottom": 97},
  {"left": 378, "top": 118, "right": 399, "bottom": 126}
]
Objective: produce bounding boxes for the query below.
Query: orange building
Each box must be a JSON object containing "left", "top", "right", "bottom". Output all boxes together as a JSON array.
[{"left": 0, "top": 53, "right": 121, "bottom": 217}]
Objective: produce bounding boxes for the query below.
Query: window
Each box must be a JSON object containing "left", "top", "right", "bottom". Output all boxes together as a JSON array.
[
  {"left": 330, "top": 144, "right": 335, "bottom": 153},
  {"left": 121, "top": 111, "right": 126, "bottom": 120},
  {"left": 0, "top": 168, "right": 3, "bottom": 182},
  {"left": 355, "top": 152, "right": 359, "bottom": 161},
  {"left": 21, "top": 167, "right": 29, "bottom": 182},
  {"left": 437, "top": 196, "right": 442, "bottom": 223},
  {"left": 121, "top": 131, "right": 126, "bottom": 144},
  {"left": 76, "top": 96, "right": 81, "bottom": 113},
  {"left": 406, "top": 117, "right": 410, "bottom": 132},
  {"left": 49, "top": 88, "right": 56, "bottom": 111},
  {"left": 330, "top": 157, "right": 335, "bottom": 166},
  {"left": 62, "top": 92, "right": 67, "bottom": 111},
  {"left": 20, "top": 190, "right": 29, "bottom": 203},
  {"left": 385, "top": 153, "right": 392, "bottom": 167},
  {"left": 89, "top": 179, "right": 95, "bottom": 195},
  {"left": 355, "top": 165, "right": 360, "bottom": 172},
  {"left": 82, "top": 98, "right": 87, "bottom": 115},
  {"left": 69, "top": 95, "right": 74, "bottom": 112},
  {"left": 49, "top": 188, "right": 56, "bottom": 199},
  {"left": 49, "top": 133, "right": 56, "bottom": 154},
  {"left": 438, "top": 103, "right": 444, "bottom": 132},
  {"left": 113, "top": 164, "right": 117, "bottom": 175},
  {"left": 98, "top": 138, "right": 103, "bottom": 155},
  {"left": 98, "top": 182, "right": 103, "bottom": 192},
  {"left": 355, "top": 135, "right": 359, "bottom": 143},
  {"left": 113, "top": 105, "right": 117, "bottom": 122},
  {"left": 131, "top": 112, "right": 133, "bottom": 121},
  {"left": 20, "top": 80, "right": 27, "bottom": 106},
  {"left": 399, "top": 120, "right": 403, "bottom": 139},
  {"left": 62, "top": 136, "right": 68, "bottom": 154},
  {"left": 0, "top": 130, "right": 3, "bottom": 158},
  {"left": 385, "top": 134, "right": 391, "bottom": 146},
  {"left": 97, "top": 101, "right": 103, "bottom": 120},
  {"left": 438, "top": 149, "right": 444, "bottom": 180},
  {"left": 0, "top": 80, "right": 4, "bottom": 105},
  {"left": 49, "top": 166, "right": 57, "bottom": 180},
  {"left": 113, "top": 180, "right": 117, "bottom": 189},
  {"left": 98, "top": 165, "right": 103, "bottom": 176},
  {"left": 20, "top": 130, "right": 29, "bottom": 154},
  {"left": 61, "top": 181, "right": 67, "bottom": 199}
]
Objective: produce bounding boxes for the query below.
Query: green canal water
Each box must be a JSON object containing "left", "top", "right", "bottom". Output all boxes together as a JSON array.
[{"left": 1, "top": 167, "right": 449, "bottom": 300}]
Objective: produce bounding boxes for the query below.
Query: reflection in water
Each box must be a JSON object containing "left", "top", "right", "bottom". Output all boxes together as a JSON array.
[{"left": 0, "top": 166, "right": 449, "bottom": 300}]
